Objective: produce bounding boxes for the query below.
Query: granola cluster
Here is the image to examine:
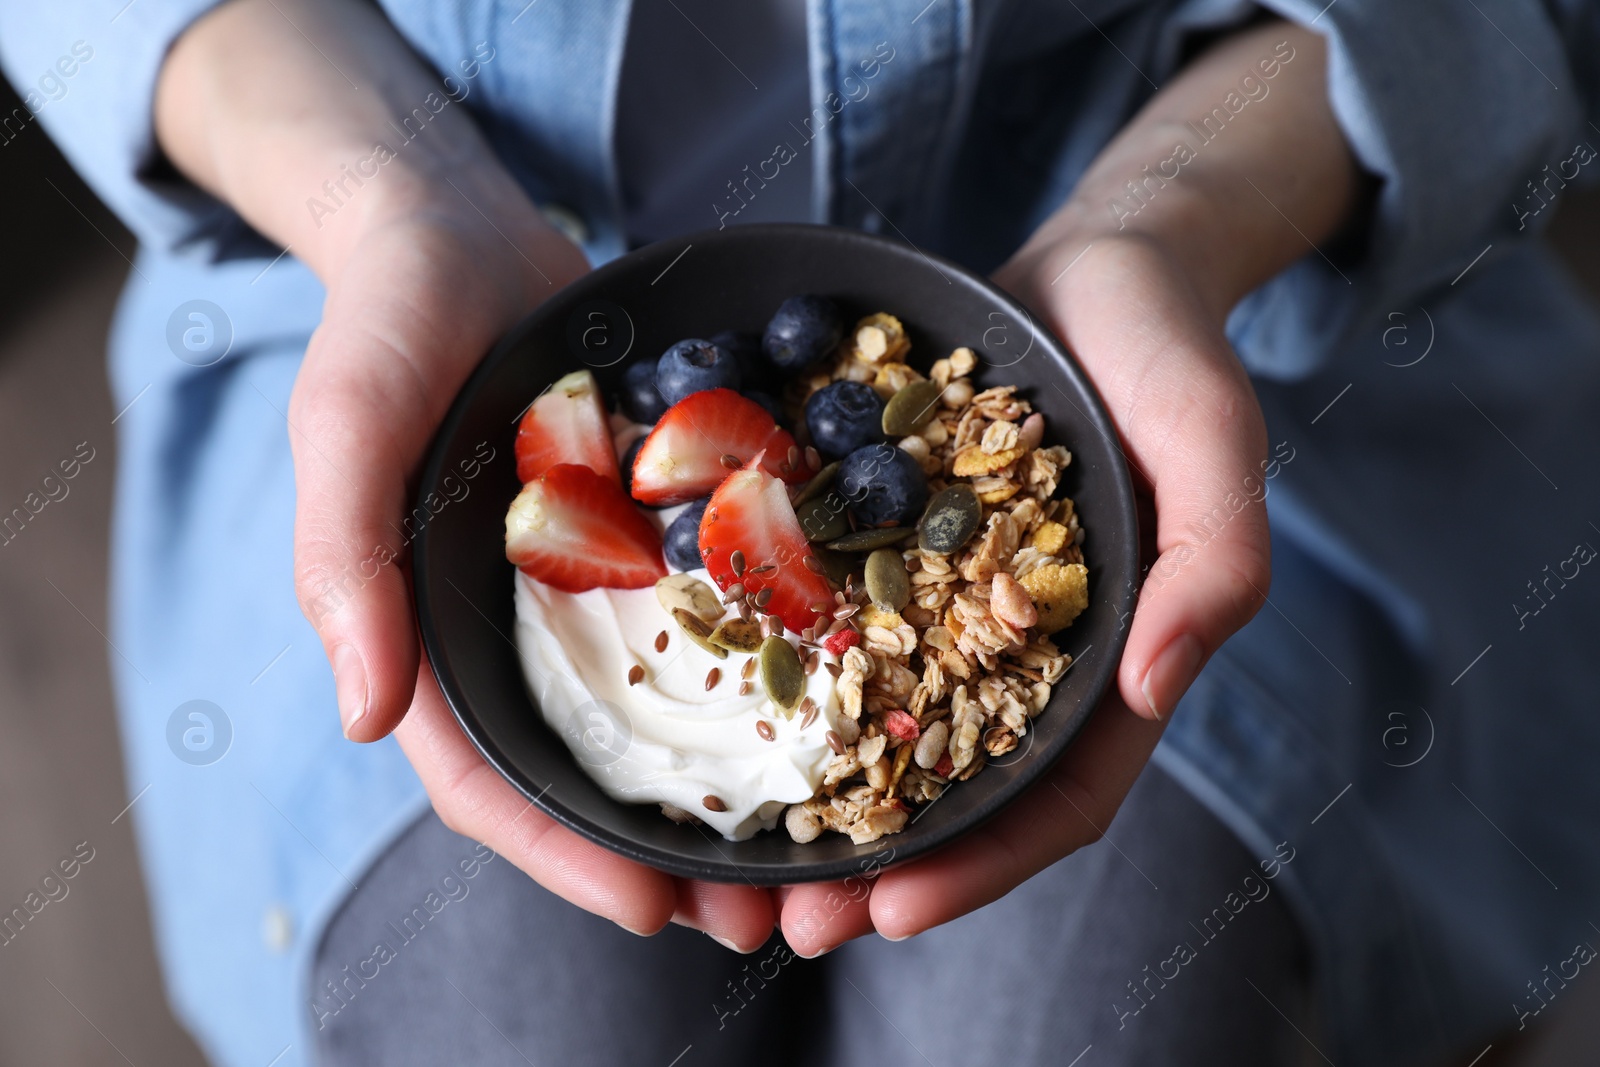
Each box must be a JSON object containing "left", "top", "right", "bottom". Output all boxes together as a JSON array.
[{"left": 781, "top": 314, "right": 1090, "bottom": 845}]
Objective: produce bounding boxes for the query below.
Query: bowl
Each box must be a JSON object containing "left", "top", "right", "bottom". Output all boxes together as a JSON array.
[{"left": 413, "top": 223, "right": 1138, "bottom": 884}]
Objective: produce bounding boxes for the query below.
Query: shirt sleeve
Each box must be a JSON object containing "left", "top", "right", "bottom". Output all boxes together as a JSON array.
[
  {"left": 1158, "top": 0, "right": 1589, "bottom": 379},
  {"left": 0, "top": 1, "right": 246, "bottom": 257}
]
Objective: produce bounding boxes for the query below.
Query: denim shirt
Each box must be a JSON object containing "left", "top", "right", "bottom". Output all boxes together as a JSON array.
[{"left": 5, "top": 2, "right": 1600, "bottom": 1065}]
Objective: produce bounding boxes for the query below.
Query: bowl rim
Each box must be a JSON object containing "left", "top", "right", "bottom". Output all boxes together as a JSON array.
[{"left": 413, "top": 221, "right": 1139, "bottom": 884}]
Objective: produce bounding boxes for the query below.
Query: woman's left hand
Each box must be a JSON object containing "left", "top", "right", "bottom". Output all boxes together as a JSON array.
[{"left": 772, "top": 16, "right": 1358, "bottom": 955}]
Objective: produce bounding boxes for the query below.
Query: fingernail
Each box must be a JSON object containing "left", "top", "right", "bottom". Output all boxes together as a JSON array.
[
  {"left": 333, "top": 644, "right": 368, "bottom": 738},
  {"left": 708, "top": 933, "right": 755, "bottom": 954},
  {"left": 1140, "top": 633, "right": 1203, "bottom": 720},
  {"left": 795, "top": 943, "right": 834, "bottom": 959}
]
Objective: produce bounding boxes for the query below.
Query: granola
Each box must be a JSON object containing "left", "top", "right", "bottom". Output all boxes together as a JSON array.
[{"left": 780, "top": 313, "right": 1089, "bottom": 844}]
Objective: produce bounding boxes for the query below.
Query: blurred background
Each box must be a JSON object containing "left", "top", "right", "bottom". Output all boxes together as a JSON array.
[{"left": 1, "top": 74, "right": 1597, "bottom": 1065}]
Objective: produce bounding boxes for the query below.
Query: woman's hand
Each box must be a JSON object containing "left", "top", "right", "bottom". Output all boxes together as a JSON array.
[
  {"left": 156, "top": 0, "right": 779, "bottom": 950},
  {"left": 776, "top": 18, "right": 1360, "bottom": 955}
]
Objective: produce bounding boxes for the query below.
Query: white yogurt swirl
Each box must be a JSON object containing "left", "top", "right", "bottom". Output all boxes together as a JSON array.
[{"left": 512, "top": 542, "right": 841, "bottom": 840}]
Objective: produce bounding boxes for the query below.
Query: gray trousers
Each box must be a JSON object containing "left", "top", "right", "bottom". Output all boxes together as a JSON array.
[{"left": 309, "top": 764, "right": 1312, "bottom": 1066}]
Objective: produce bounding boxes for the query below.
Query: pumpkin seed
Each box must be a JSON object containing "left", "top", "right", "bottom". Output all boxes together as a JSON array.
[
  {"left": 671, "top": 608, "right": 728, "bottom": 659},
  {"left": 709, "top": 617, "right": 763, "bottom": 653},
  {"left": 656, "top": 573, "right": 722, "bottom": 622},
  {"left": 918, "top": 484, "right": 981, "bottom": 554},
  {"left": 796, "top": 493, "right": 850, "bottom": 543},
  {"left": 794, "top": 461, "right": 840, "bottom": 506},
  {"left": 882, "top": 379, "right": 944, "bottom": 436},
  {"left": 864, "top": 547, "right": 910, "bottom": 611},
  {"left": 810, "top": 546, "right": 856, "bottom": 588},
  {"left": 825, "top": 526, "right": 914, "bottom": 553},
  {"left": 759, "top": 636, "right": 805, "bottom": 715}
]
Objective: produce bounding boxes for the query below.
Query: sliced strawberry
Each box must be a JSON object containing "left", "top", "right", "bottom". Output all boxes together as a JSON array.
[
  {"left": 698, "top": 456, "right": 835, "bottom": 632},
  {"left": 505, "top": 463, "right": 665, "bottom": 592},
  {"left": 630, "top": 389, "right": 806, "bottom": 506},
  {"left": 515, "top": 369, "right": 618, "bottom": 485}
]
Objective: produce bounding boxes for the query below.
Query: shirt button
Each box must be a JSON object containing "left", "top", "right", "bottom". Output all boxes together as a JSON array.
[
  {"left": 541, "top": 204, "right": 589, "bottom": 246},
  {"left": 262, "top": 905, "right": 293, "bottom": 953}
]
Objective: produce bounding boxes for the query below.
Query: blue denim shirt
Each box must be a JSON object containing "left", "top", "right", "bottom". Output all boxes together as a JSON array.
[{"left": 5, "top": 2, "right": 1600, "bottom": 1064}]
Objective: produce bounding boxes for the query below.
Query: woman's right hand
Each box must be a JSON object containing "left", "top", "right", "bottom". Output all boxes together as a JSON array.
[{"left": 155, "top": 0, "right": 781, "bottom": 951}]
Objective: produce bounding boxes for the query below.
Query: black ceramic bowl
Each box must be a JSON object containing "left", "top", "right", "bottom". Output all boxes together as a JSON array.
[{"left": 414, "top": 223, "right": 1137, "bottom": 884}]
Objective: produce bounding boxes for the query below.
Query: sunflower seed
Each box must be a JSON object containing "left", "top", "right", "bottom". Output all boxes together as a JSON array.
[
  {"left": 709, "top": 618, "right": 763, "bottom": 653},
  {"left": 671, "top": 607, "right": 727, "bottom": 659}
]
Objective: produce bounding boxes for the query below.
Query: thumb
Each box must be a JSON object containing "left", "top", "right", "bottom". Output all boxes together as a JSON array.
[{"left": 1024, "top": 239, "right": 1272, "bottom": 721}]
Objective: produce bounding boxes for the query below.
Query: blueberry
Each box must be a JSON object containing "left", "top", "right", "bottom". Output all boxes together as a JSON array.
[
  {"left": 620, "top": 435, "right": 647, "bottom": 501},
  {"left": 743, "top": 390, "right": 783, "bottom": 422},
  {"left": 656, "top": 339, "right": 741, "bottom": 406},
  {"left": 763, "top": 295, "right": 843, "bottom": 371},
  {"left": 805, "top": 380, "right": 886, "bottom": 460},
  {"left": 711, "top": 330, "right": 779, "bottom": 391},
  {"left": 836, "top": 443, "right": 928, "bottom": 527},
  {"left": 621, "top": 360, "right": 668, "bottom": 423},
  {"left": 664, "top": 497, "right": 709, "bottom": 571}
]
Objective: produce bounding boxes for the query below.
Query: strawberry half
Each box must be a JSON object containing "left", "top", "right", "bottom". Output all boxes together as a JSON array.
[
  {"left": 698, "top": 456, "right": 834, "bottom": 633},
  {"left": 515, "top": 369, "right": 618, "bottom": 485},
  {"left": 505, "top": 463, "right": 665, "bottom": 592},
  {"left": 630, "top": 389, "right": 806, "bottom": 506}
]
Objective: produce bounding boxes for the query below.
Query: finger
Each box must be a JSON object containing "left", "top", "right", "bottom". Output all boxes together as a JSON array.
[
  {"left": 1048, "top": 241, "right": 1272, "bottom": 719},
  {"left": 671, "top": 879, "right": 779, "bottom": 953},
  {"left": 867, "top": 695, "right": 1163, "bottom": 940},
  {"left": 395, "top": 656, "right": 680, "bottom": 936},
  {"left": 289, "top": 225, "right": 549, "bottom": 741},
  {"left": 779, "top": 879, "right": 876, "bottom": 957}
]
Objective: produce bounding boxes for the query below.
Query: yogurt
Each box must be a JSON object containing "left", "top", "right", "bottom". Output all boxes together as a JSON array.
[{"left": 512, "top": 552, "right": 841, "bottom": 841}]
